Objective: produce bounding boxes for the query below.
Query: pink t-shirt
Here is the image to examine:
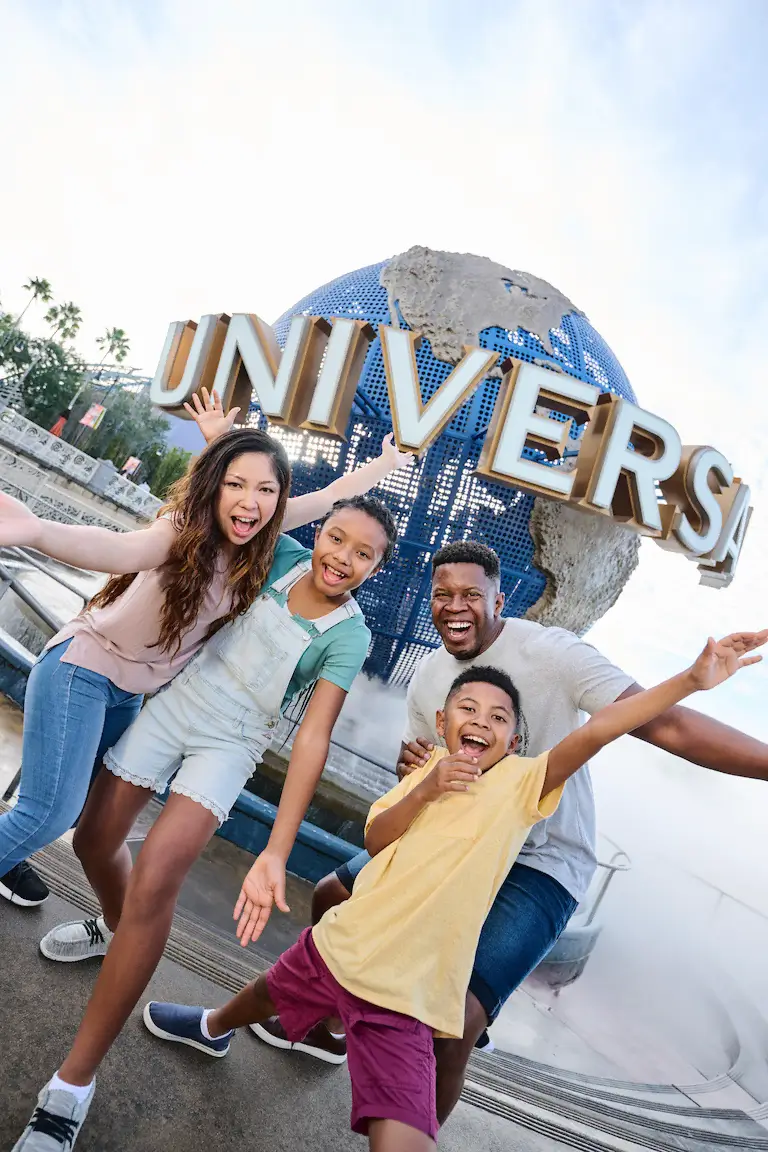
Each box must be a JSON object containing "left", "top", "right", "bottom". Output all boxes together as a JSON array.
[{"left": 46, "top": 557, "right": 232, "bottom": 696}]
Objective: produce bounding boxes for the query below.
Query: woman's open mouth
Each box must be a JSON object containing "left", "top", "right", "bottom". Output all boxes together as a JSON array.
[{"left": 231, "top": 516, "right": 258, "bottom": 539}]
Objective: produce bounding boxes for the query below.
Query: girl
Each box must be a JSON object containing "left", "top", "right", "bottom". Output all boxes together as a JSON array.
[
  {"left": 14, "top": 492, "right": 399, "bottom": 1152},
  {"left": 0, "top": 390, "right": 411, "bottom": 906}
]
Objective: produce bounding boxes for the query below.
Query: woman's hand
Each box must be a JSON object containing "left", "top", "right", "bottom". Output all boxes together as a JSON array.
[
  {"left": 0, "top": 492, "right": 42, "bottom": 548},
  {"left": 233, "top": 851, "right": 290, "bottom": 947},
  {"left": 183, "top": 387, "right": 241, "bottom": 444},
  {"left": 379, "top": 432, "right": 414, "bottom": 472}
]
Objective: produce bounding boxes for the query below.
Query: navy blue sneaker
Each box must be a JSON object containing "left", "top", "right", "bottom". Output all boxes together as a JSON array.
[{"left": 142, "top": 1002, "right": 234, "bottom": 1057}]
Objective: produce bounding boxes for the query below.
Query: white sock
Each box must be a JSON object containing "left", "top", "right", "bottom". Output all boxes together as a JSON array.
[
  {"left": 330, "top": 1031, "right": 346, "bottom": 1039},
  {"left": 200, "top": 1009, "right": 225, "bottom": 1040},
  {"left": 49, "top": 1071, "right": 94, "bottom": 1104}
]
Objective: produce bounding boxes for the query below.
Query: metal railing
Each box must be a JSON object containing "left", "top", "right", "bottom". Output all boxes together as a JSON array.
[{"left": 0, "top": 547, "right": 90, "bottom": 801}]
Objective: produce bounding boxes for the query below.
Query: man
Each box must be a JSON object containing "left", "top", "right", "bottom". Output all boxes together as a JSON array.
[{"left": 253, "top": 540, "right": 768, "bottom": 1124}]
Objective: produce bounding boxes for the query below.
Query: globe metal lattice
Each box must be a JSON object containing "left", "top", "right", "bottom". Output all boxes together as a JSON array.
[{"left": 248, "top": 260, "right": 635, "bottom": 683}]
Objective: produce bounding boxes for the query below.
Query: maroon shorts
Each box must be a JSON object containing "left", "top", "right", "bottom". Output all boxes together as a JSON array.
[{"left": 265, "top": 928, "right": 438, "bottom": 1140}]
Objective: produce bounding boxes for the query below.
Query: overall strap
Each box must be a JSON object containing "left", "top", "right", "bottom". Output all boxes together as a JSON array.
[
  {"left": 268, "top": 560, "right": 312, "bottom": 595},
  {"left": 311, "top": 596, "right": 363, "bottom": 634}
]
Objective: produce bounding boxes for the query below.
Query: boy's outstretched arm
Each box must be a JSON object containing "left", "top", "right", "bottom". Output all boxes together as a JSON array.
[{"left": 542, "top": 636, "right": 764, "bottom": 798}]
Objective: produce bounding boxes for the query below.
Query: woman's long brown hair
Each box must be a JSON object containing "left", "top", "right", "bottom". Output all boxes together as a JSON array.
[{"left": 89, "top": 428, "right": 291, "bottom": 655}]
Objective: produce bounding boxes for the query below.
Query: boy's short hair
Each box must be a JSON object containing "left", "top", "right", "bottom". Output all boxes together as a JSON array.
[
  {"left": 431, "top": 540, "right": 501, "bottom": 583},
  {"left": 445, "top": 665, "right": 520, "bottom": 723}
]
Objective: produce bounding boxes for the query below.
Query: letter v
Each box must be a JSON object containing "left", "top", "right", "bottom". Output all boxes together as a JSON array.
[{"left": 380, "top": 326, "right": 498, "bottom": 454}]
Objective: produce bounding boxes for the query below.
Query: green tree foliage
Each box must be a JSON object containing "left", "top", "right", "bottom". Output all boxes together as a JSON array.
[
  {"left": 96, "top": 327, "right": 130, "bottom": 366},
  {"left": 44, "top": 301, "right": 83, "bottom": 344},
  {"left": 1, "top": 283, "right": 187, "bottom": 499},
  {"left": 0, "top": 311, "right": 86, "bottom": 427},
  {"left": 146, "top": 445, "right": 192, "bottom": 499},
  {"left": 82, "top": 387, "right": 169, "bottom": 474}
]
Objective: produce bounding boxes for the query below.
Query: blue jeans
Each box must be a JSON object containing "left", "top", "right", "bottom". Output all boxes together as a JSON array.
[
  {"left": 336, "top": 854, "right": 577, "bottom": 1026},
  {"left": 0, "top": 640, "right": 143, "bottom": 874}
]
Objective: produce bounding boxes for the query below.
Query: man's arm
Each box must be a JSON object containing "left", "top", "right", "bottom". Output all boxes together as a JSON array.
[
  {"left": 621, "top": 630, "right": 768, "bottom": 781},
  {"left": 625, "top": 684, "right": 768, "bottom": 780},
  {"left": 543, "top": 636, "right": 763, "bottom": 797},
  {"left": 395, "top": 661, "right": 436, "bottom": 779},
  {"left": 559, "top": 624, "right": 768, "bottom": 783}
]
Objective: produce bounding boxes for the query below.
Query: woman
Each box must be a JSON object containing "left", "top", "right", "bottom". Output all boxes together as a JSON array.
[
  {"left": 0, "top": 391, "right": 411, "bottom": 906},
  {"left": 13, "top": 493, "right": 399, "bottom": 1152}
]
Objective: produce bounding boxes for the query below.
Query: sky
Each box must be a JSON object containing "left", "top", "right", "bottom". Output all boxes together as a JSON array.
[{"left": 1, "top": 0, "right": 767, "bottom": 930}]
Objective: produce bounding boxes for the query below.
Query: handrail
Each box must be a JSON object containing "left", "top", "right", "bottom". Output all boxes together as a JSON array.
[
  {"left": 0, "top": 558, "right": 62, "bottom": 633},
  {"left": 582, "top": 847, "right": 632, "bottom": 926},
  {"left": 5, "top": 547, "right": 89, "bottom": 605},
  {"left": 328, "top": 736, "right": 397, "bottom": 775}
]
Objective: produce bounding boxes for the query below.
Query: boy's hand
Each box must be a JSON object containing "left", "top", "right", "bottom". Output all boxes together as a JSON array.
[
  {"left": 397, "top": 737, "right": 433, "bottom": 780},
  {"left": 233, "top": 851, "right": 290, "bottom": 947},
  {"left": 183, "top": 387, "right": 241, "bottom": 443},
  {"left": 417, "top": 752, "right": 482, "bottom": 802},
  {"left": 688, "top": 635, "right": 764, "bottom": 692},
  {"left": 716, "top": 629, "right": 768, "bottom": 656}
]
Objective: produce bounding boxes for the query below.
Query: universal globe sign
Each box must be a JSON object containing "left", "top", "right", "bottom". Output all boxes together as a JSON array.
[{"left": 151, "top": 248, "right": 751, "bottom": 679}]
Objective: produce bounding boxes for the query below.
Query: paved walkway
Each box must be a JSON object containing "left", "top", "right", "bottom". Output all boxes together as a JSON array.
[{"left": 0, "top": 894, "right": 556, "bottom": 1152}]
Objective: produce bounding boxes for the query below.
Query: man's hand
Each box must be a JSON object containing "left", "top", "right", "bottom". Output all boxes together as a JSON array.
[
  {"left": 396, "top": 737, "right": 434, "bottom": 780},
  {"left": 688, "top": 634, "right": 764, "bottom": 692},
  {"left": 233, "top": 852, "right": 290, "bottom": 947},
  {"left": 0, "top": 492, "right": 42, "bottom": 548},
  {"left": 183, "top": 387, "right": 241, "bottom": 444},
  {"left": 416, "top": 752, "right": 481, "bottom": 802}
]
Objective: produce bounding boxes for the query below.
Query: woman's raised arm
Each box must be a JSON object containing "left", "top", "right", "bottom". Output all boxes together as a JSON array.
[{"left": 0, "top": 492, "right": 177, "bottom": 574}]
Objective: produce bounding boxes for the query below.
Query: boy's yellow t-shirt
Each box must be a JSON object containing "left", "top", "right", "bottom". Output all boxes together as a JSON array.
[{"left": 312, "top": 747, "right": 562, "bottom": 1039}]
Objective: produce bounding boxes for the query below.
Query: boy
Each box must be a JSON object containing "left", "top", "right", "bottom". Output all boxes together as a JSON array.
[{"left": 142, "top": 636, "right": 760, "bottom": 1150}]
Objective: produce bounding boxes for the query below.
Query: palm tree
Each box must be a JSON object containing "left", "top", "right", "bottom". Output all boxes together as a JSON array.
[
  {"left": 95, "top": 327, "right": 131, "bottom": 372},
  {"left": 16, "top": 278, "right": 53, "bottom": 326},
  {"left": 0, "top": 277, "right": 53, "bottom": 355},
  {"left": 45, "top": 301, "right": 82, "bottom": 343},
  {"left": 17, "top": 301, "right": 83, "bottom": 386}
]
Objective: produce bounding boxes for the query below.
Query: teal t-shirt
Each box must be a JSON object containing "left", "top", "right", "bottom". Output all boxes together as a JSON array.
[{"left": 265, "top": 535, "right": 371, "bottom": 707}]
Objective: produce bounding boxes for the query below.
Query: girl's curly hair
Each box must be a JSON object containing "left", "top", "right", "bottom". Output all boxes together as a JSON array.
[{"left": 89, "top": 428, "right": 291, "bottom": 654}]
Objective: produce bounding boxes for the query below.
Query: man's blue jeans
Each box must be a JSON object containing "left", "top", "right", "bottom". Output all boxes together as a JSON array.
[{"left": 0, "top": 641, "right": 142, "bottom": 874}]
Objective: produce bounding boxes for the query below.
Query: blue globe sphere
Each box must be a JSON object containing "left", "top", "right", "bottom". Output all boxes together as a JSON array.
[{"left": 248, "top": 256, "right": 636, "bottom": 682}]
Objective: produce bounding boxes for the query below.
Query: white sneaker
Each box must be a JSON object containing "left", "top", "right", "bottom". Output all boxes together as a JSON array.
[
  {"left": 475, "top": 1029, "right": 495, "bottom": 1054},
  {"left": 39, "top": 916, "right": 113, "bottom": 963},
  {"left": 12, "top": 1080, "right": 95, "bottom": 1150}
]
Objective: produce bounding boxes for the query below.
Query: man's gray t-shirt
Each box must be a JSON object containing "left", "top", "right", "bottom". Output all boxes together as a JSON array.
[{"left": 403, "top": 618, "right": 634, "bottom": 903}]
